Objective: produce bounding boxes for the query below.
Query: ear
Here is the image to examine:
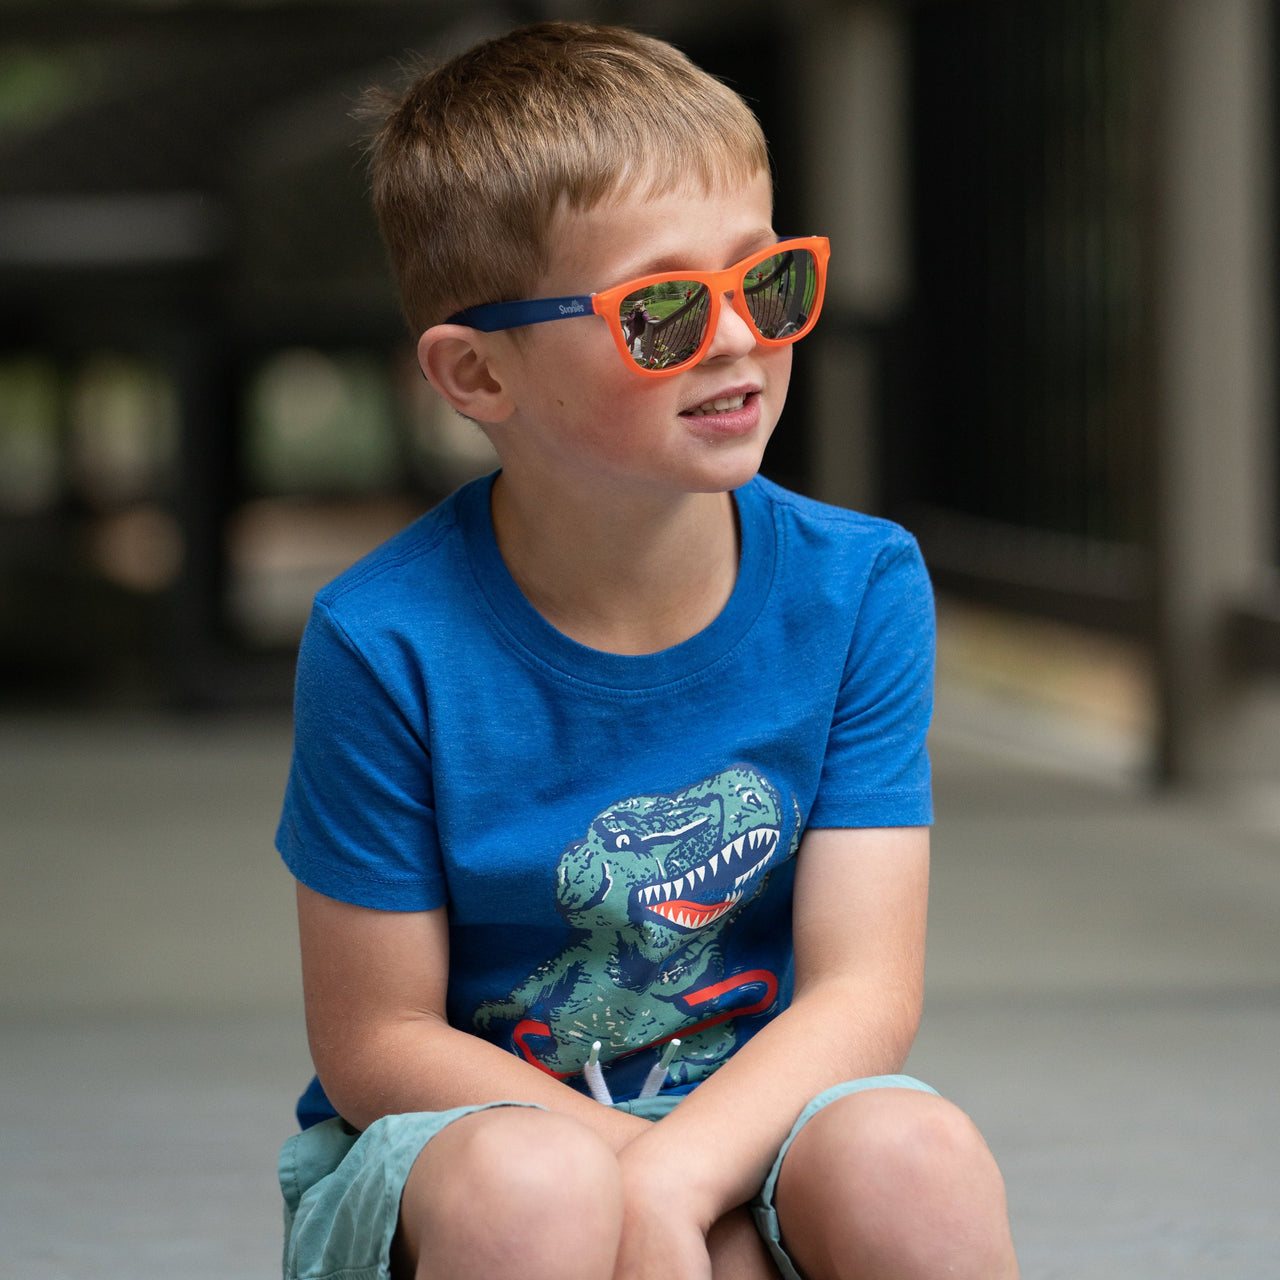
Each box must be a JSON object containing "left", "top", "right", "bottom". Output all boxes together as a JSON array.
[{"left": 416, "top": 324, "right": 515, "bottom": 424}]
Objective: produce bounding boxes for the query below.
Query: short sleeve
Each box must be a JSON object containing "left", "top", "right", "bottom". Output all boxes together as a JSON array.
[
  {"left": 806, "top": 535, "right": 935, "bottom": 829},
  {"left": 275, "top": 601, "right": 447, "bottom": 911}
]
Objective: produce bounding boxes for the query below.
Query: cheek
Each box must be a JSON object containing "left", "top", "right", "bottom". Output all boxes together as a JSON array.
[
  {"left": 761, "top": 346, "right": 793, "bottom": 417},
  {"left": 767, "top": 343, "right": 793, "bottom": 384},
  {"left": 575, "top": 380, "right": 675, "bottom": 454},
  {"left": 530, "top": 325, "right": 629, "bottom": 406},
  {"left": 573, "top": 347, "right": 672, "bottom": 419}
]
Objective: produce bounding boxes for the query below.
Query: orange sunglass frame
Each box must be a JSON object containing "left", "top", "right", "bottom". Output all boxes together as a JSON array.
[{"left": 448, "top": 236, "right": 830, "bottom": 378}]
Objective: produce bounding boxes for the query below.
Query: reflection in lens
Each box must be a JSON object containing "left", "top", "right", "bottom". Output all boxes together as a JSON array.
[
  {"left": 620, "top": 281, "right": 709, "bottom": 368},
  {"left": 745, "top": 250, "right": 817, "bottom": 340}
]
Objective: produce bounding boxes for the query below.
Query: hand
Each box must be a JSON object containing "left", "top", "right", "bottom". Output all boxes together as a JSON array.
[
  {"left": 611, "top": 1111, "right": 779, "bottom": 1279},
  {"left": 612, "top": 1145, "right": 714, "bottom": 1280},
  {"left": 611, "top": 1188, "right": 713, "bottom": 1280},
  {"left": 611, "top": 1196, "right": 780, "bottom": 1280}
]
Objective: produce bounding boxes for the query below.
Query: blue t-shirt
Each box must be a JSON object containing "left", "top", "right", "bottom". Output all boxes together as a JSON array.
[{"left": 278, "top": 472, "right": 934, "bottom": 1124}]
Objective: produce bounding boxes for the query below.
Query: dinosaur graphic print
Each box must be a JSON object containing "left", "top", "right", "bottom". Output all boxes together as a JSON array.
[{"left": 473, "top": 764, "right": 799, "bottom": 1090}]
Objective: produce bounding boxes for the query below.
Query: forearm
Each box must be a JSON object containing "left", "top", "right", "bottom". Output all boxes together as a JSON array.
[{"left": 313, "top": 1013, "right": 648, "bottom": 1149}]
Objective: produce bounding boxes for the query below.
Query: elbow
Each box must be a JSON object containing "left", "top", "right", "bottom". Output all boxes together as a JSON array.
[
  {"left": 856, "top": 985, "right": 921, "bottom": 1074},
  {"left": 312, "top": 1067, "right": 379, "bottom": 1132},
  {"left": 306, "top": 1014, "right": 442, "bottom": 1131},
  {"left": 816, "top": 974, "right": 923, "bottom": 1076},
  {"left": 306, "top": 1034, "right": 375, "bottom": 1130}
]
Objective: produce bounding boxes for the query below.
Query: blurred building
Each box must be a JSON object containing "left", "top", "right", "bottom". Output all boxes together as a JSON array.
[{"left": 1, "top": 0, "right": 1278, "bottom": 789}]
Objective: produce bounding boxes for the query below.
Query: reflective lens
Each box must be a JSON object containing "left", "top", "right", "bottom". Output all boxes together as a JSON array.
[
  {"left": 744, "top": 247, "right": 820, "bottom": 340},
  {"left": 618, "top": 281, "right": 710, "bottom": 370}
]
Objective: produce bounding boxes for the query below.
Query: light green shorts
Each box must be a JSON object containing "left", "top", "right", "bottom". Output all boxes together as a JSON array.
[{"left": 278, "top": 1074, "right": 937, "bottom": 1280}]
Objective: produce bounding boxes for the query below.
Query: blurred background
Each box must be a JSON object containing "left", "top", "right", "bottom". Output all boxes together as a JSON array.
[
  {"left": 2, "top": 1, "right": 1278, "bottom": 1278},
  {"left": 4, "top": 0, "right": 1280, "bottom": 789}
]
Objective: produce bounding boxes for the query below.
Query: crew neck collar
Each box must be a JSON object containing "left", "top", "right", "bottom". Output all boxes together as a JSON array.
[{"left": 459, "top": 472, "right": 776, "bottom": 691}]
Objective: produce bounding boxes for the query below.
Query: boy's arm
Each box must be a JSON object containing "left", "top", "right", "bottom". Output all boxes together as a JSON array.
[
  {"left": 294, "top": 882, "right": 649, "bottom": 1150},
  {"left": 612, "top": 825, "right": 930, "bottom": 1266}
]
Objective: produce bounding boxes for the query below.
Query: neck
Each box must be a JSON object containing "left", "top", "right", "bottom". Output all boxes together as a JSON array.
[{"left": 489, "top": 473, "right": 741, "bottom": 655}]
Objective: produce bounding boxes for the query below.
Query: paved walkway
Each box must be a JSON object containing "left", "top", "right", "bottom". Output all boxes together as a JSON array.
[{"left": 1, "top": 700, "right": 1277, "bottom": 1279}]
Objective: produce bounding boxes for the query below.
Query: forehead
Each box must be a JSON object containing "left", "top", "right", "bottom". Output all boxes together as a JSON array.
[{"left": 541, "top": 169, "right": 776, "bottom": 291}]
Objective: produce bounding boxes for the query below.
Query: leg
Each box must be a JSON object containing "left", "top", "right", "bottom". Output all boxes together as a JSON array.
[
  {"left": 773, "top": 1087, "right": 1018, "bottom": 1280},
  {"left": 393, "top": 1106, "right": 624, "bottom": 1280},
  {"left": 707, "top": 1206, "right": 783, "bottom": 1279}
]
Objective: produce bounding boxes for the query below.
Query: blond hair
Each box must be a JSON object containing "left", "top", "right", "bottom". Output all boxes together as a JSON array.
[{"left": 365, "top": 21, "right": 770, "bottom": 335}]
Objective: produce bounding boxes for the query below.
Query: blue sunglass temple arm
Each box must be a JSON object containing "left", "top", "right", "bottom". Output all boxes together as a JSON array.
[{"left": 447, "top": 295, "right": 595, "bottom": 332}]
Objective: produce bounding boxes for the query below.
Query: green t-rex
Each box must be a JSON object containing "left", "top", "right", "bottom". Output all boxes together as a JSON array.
[{"left": 473, "top": 764, "right": 798, "bottom": 1088}]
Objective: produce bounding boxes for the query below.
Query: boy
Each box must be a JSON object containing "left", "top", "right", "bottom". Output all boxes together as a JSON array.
[{"left": 276, "top": 20, "right": 1018, "bottom": 1280}]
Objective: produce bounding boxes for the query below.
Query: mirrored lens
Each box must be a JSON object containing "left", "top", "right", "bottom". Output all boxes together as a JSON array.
[
  {"left": 744, "top": 249, "right": 819, "bottom": 340},
  {"left": 618, "top": 281, "right": 710, "bottom": 369}
]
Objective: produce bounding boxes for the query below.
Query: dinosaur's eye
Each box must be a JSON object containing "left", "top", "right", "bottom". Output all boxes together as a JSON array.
[{"left": 741, "top": 789, "right": 762, "bottom": 808}]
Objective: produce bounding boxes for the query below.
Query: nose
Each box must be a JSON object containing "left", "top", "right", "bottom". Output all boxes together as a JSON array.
[{"left": 702, "top": 290, "right": 758, "bottom": 361}]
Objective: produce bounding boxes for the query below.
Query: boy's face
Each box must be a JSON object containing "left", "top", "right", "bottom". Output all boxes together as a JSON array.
[{"left": 488, "top": 169, "right": 791, "bottom": 501}]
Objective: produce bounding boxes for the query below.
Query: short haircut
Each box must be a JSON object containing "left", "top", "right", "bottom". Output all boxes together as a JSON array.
[{"left": 365, "top": 21, "right": 770, "bottom": 336}]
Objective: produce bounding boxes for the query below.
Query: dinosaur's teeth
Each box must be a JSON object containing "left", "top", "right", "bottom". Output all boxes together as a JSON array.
[{"left": 638, "top": 827, "right": 782, "bottom": 917}]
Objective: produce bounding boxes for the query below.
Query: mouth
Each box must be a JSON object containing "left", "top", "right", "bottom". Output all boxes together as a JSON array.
[
  {"left": 680, "top": 387, "right": 758, "bottom": 418},
  {"left": 682, "top": 394, "right": 746, "bottom": 418},
  {"left": 631, "top": 825, "right": 779, "bottom": 932}
]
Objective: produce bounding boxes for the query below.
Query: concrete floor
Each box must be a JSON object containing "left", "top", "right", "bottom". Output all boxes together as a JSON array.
[{"left": 2, "top": 695, "right": 1278, "bottom": 1279}]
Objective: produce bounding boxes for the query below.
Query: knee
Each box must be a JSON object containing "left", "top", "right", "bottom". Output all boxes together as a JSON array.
[
  {"left": 789, "top": 1088, "right": 996, "bottom": 1197},
  {"left": 429, "top": 1106, "right": 623, "bottom": 1230},
  {"left": 776, "top": 1089, "right": 1017, "bottom": 1279},
  {"left": 400, "top": 1105, "right": 623, "bottom": 1279},
  {"left": 865, "top": 1090, "right": 996, "bottom": 1188}
]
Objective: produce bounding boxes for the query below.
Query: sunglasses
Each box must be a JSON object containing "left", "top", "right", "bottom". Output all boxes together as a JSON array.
[{"left": 447, "top": 236, "right": 830, "bottom": 377}]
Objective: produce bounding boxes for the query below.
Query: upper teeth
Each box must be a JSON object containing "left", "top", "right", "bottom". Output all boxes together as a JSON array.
[
  {"left": 637, "top": 827, "right": 779, "bottom": 908},
  {"left": 686, "top": 395, "right": 746, "bottom": 416}
]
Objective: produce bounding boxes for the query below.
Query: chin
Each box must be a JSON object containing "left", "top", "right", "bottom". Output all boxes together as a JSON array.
[
  {"left": 695, "top": 434, "right": 775, "bottom": 493},
  {"left": 683, "top": 457, "right": 768, "bottom": 496}
]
